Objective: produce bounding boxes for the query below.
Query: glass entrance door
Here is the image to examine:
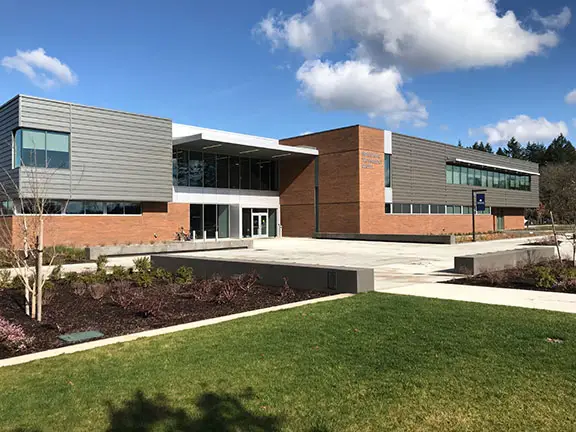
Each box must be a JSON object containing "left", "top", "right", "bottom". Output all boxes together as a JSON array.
[{"left": 252, "top": 213, "right": 268, "bottom": 238}]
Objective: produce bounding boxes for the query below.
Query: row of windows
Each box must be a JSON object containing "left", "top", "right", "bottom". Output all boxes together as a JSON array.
[
  {"left": 173, "top": 150, "right": 279, "bottom": 191},
  {"left": 14, "top": 129, "right": 70, "bottom": 169},
  {"left": 446, "top": 164, "right": 531, "bottom": 191},
  {"left": 385, "top": 203, "right": 492, "bottom": 215},
  {"left": 16, "top": 200, "right": 142, "bottom": 215}
]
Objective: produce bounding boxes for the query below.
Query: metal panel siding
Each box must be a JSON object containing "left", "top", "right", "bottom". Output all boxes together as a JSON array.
[
  {"left": 391, "top": 133, "right": 539, "bottom": 208},
  {"left": 17, "top": 96, "right": 172, "bottom": 202},
  {"left": 0, "top": 97, "right": 20, "bottom": 196}
]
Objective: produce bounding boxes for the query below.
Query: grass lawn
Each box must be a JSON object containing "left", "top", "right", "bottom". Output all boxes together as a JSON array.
[{"left": 1, "top": 293, "right": 575, "bottom": 431}]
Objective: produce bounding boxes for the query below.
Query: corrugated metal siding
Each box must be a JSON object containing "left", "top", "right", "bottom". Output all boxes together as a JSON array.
[
  {"left": 17, "top": 96, "right": 172, "bottom": 202},
  {"left": 391, "top": 133, "right": 540, "bottom": 208},
  {"left": 0, "top": 97, "right": 19, "bottom": 196}
]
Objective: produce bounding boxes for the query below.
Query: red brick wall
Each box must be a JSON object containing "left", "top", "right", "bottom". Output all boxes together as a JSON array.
[
  {"left": 503, "top": 208, "right": 525, "bottom": 230},
  {"left": 280, "top": 126, "right": 361, "bottom": 236},
  {"left": 11, "top": 202, "right": 189, "bottom": 248}
]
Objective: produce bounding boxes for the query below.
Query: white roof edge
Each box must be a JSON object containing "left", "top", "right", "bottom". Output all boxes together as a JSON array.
[
  {"left": 454, "top": 158, "right": 540, "bottom": 176},
  {"left": 173, "top": 123, "right": 318, "bottom": 156}
]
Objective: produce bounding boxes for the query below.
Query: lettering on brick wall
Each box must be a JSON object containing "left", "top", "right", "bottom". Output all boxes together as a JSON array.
[{"left": 361, "top": 151, "right": 383, "bottom": 169}]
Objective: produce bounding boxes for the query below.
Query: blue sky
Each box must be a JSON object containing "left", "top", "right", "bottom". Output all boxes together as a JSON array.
[{"left": 0, "top": 0, "right": 574, "bottom": 147}]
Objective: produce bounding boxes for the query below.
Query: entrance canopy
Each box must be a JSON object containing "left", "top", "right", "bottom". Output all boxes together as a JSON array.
[{"left": 173, "top": 123, "right": 318, "bottom": 159}]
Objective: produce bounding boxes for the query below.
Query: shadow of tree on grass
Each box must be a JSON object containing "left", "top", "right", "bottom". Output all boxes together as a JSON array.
[{"left": 106, "top": 388, "right": 283, "bottom": 431}]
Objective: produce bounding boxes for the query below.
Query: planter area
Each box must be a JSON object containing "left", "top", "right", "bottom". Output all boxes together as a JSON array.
[
  {"left": 449, "top": 259, "right": 576, "bottom": 293},
  {"left": 0, "top": 260, "right": 328, "bottom": 359}
]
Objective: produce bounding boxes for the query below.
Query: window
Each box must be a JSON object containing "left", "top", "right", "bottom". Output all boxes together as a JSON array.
[
  {"left": 217, "top": 205, "right": 229, "bottom": 238},
  {"left": 124, "top": 202, "right": 141, "bottom": 215},
  {"left": 250, "top": 159, "right": 261, "bottom": 190},
  {"left": 446, "top": 165, "right": 453, "bottom": 184},
  {"left": 65, "top": 201, "right": 84, "bottom": 215},
  {"left": 385, "top": 203, "right": 391, "bottom": 214},
  {"left": 447, "top": 205, "right": 454, "bottom": 214},
  {"left": 107, "top": 202, "right": 124, "bottom": 215},
  {"left": 204, "top": 204, "right": 217, "bottom": 238},
  {"left": 203, "top": 153, "right": 216, "bottom": 188},
  {"left": 189, "top": 152, "right": 203, "bottom": 187},
  {"left": 240, "top": 158, "right": 251, "bottom": 189},
  {"left": 412, "top": 204, "right": 430, "bottom": 214},
  {"left": 463, "top": 206, "right": 473, "bottom": 214},
  {"left": 487, "top": 171, "right": 494, "bottom": 188},
  {"left": 271, "top": 160, "right": 279, "bottom": 191},
  {"left": 176, "top": 150, "right": 188, "bottom": 186},
  {"left": 392, "top": 203, "right": 402, "bottom": 214},
  {"left": 385, "top": 154, "right": 391, "bottom": 187},
  {"left": 460, "top": 166, "right": 468, "bottom": 185},
  {"left": 229, "top": 157, "right": 240, "bottom": 189},
  {"left": 401, "top": 204, "right": 412, "bottom": 214},
  {"left": 15, "top": 129, "right": 71, "bottom": 169},
  {"left": 481, "top": 170, "right": 488, "bottom": 187},
  {"left": 260, "top": 160, "right": 271, "bottom": 191},
  {"left": 431, "top": 204, "right": 446, "bottom": 214},
  {"left": 190, "top": 204, "right": 203, "bottom": 238},
  {"left": 216, "top": 155, "right": 229, "bottom": 188},
  {"left": 453, "top": 165, "right": 461, "bottom": 185},
  {"left": 474, "top": 169, "right": 482, "bottom": 186}
]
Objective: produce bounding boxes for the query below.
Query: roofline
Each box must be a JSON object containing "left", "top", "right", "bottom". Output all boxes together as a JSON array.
[
  {"left": 281, "top": 125, "right": 360, "bottom": 141},
  {"left": 0, "top": 95, "right": 20, "bottom": 112},
  {"left": 8, "top": 94, "right": 172, "bottom": 122},
  {"left": 392, "top": 131, "right": 540, "bottom": 170}
]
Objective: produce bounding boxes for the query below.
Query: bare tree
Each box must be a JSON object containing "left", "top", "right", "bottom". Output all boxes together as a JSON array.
[
  {"left": 540, "top": 163, "right": 576, "bottom": 264},
  {"left": 0, "top": 132, "right": 79, "bottom": 321}
]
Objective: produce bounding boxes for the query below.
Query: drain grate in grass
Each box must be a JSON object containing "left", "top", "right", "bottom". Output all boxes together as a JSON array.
[{"left": 58, "top": 331, "right": 104, "bottom": 344}]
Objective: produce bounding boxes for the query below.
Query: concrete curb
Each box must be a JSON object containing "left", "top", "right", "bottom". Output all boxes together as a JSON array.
[{"left": 0, "top": 293, "right": 354, "bottom": 369}]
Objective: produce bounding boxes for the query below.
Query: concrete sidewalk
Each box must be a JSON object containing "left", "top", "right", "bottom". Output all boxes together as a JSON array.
[{"left": 385, "top": 282, "right": 576, "bottom": 314}]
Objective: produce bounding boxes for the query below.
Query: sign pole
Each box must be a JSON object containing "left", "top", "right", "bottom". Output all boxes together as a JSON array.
[{"left": 472, "top": 190, "right": 476, "bottom": 242}]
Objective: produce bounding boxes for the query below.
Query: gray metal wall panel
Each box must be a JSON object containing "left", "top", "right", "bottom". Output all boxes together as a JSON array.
[
  {"left": 0, "top": 97, "right": 20, "bottom": 196},
  {"left": 17, "top": 96, "right": 172, "bottom": 202},
  {"left": 391, "top": 133, "right": 540, "bottom": 208}
]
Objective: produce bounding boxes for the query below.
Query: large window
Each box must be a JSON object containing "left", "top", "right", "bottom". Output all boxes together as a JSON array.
[
  {"left": 15, "top": 129, "right": 70, "bottom": 169},
  {"left": 390, "top": 203, "right": 491, "bottom": 215},
  {"left": 385, "top": 154, "right": 391, "bottom": 187},
  {"left": 446, "top": 164, "right": 531, "bottom": 191},
  {"left": 172, "top": 150, "right": 279, "bottom": 192},
  {"left": 18, "top": 200, "right": 141, "bottom": 215}
]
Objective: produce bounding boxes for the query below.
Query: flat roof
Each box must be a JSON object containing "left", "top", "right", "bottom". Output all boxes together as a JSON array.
[{"left": 173, "top": 123, "right": 318, "bottom": 158}]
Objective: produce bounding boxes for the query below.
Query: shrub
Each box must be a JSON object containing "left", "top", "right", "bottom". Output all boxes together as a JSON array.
[
  {"left": 152, "top": 267, "right": 173, "bottom": 284},
  {"left": 175, "top": 266, "right": 194, "bottom": 285},
  {"left": 46, "top": 246, "right": 87, "bottom": 265},
  {"left": 532, "top": 266, "right": 557, "bottom": 290},
  {"left": 0, "top": 270, "right": 12, "bottom": 289},
  {"left": 108, "top": 265, "right": 130, "bottom": 282},
  {"left": 280, "top": 277, "right": 296, "bottom": 298},
  {"left": 133, "top": 271, "right": 154, "bottom": 289},
  {"left": 215, "top": 282, "right": 236, "bottom": 304},
  {"left": 96, "top": 255, "right": 108, "bottom": 273},
  {"left": 0, "top": 316, "right": 34, "bottom": 353},
  {"left": 133, "top": 257, "right": 152, "bottom": 273},
  {"left": 88, "top": 283, "right": 110, "bottom": 300},
  {"left": 63, "top": 271, "right": 81, "bottom": 285},
  {"left": 133, "top": 296, "right": 166, "bottom": 318},
  {"left": 49, "top": 264, "right": 63, "bottom": 282},
  {"left": 110, "top": 285, "right": 140, "bottom": 310},
  {"left": 72, "top": 281, "right": 87, "bottom": 297},
  {"left": 232, "top": 271, "right": 260, "bottom": 293},
  {"left": 555, "top": 278, "right": 576, "bottom": 294},
  {"left": 42, "top": 284, "right": 56, "bottom": 305}
]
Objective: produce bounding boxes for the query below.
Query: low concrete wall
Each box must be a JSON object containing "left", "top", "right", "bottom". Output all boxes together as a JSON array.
[
  {"left": 151, "top": 255, "right": 374, "bottom": 294},
  {"left": 86, "top": 239, "right": 253, "bottom": 260},
  {"left": 454, "top": 247, "right": 557, "bottom": 275},
  {"left": 314, "top": 232, "right": 456, "bottom": 245}
]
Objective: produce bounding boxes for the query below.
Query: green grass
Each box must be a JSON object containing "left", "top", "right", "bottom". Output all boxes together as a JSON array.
[{"left": 1, "top": 293, "right": 576, "bottom": 431}]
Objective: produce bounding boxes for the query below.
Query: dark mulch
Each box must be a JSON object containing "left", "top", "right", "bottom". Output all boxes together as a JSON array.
[
  {"left": 447, "top": 260, "right": 576, "bottom": 293},
  {"left": 0, "top": 281, "right": 328, "bottom": 359}
]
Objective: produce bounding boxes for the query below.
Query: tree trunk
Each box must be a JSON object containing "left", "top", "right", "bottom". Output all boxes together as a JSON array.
[
  {"left": 36, "top": 218, "right": 44, "bottom": 322},
  {"left": 551, "top": 211, "right": 562, "bottom": 263}
]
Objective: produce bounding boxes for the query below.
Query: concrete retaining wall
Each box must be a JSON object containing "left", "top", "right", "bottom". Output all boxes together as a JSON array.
[
  {"left": 454, "top": 246, "right": 557, "bottom": 275},
  {"left": 86, "top": 239, "right": 253, "bottom": 260},
  {"left": 314, "top": 232, "right": 456, "bottom": 245},
  {"left": 151, "top": 255, "right": 374, "bottom": 294}
]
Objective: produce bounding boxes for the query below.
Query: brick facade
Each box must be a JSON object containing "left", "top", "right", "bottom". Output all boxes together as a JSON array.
[
  {"left": 280, "top": 125, "right": 528, "bottom": 237},
  {"left": 10, "top": 202, "right": 189, "bottom": 248}
]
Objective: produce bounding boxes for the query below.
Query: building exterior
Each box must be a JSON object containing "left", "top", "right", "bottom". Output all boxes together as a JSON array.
[
  {"left": 279, "top": 126, "right": 539, "bottom": 237},
  {"left": 0, "top": 96, "right": 539, "bottom": 247}
]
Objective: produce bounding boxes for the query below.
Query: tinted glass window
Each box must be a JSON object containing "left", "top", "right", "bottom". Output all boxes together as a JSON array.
[
  {"left": 240, "top": 158, "right": 250, "bottom": 189},
  {"left": 216, "top": 155, "right": 229, "bottom": 188},
  {"left": 203, "top": 154, "right": 216, "bottom": 188},
  {"left": 65, "top": 201, "right": 84, "bottom": 215},
  {"left": 46, "top": 132, "right": 69, "bottom": 169},
  {"left": 85, "top": 201, "right": 104, "bottom": 214},
  {"left": 124, "top": 202, "right": 141, "bottom": 215},
  {"left": 271, "top": 160, "right": 279, "bottom": 191},
  {"left": 251, "top": 159, "right": 261, "bottom": 190},
  {"left": 229, "top": 157, "right": 240, "bottom": 189},
  {"left": 260, "top": 161, "right": 271, "bottom": 190},
  {"left": 176, "top": 150, "right": 188, "bottom": 186},
  {"left": 107, "top": 202, "right": 124, "bottom": 214},
  {"left": 385, "top": 154, "right": 391, "bottom": 187},
  {"left": 189, "top": 152, "right": 203, "bottom": 187}
]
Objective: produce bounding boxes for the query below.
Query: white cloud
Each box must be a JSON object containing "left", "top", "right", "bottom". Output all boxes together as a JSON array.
[
  {"left": 296, "top": 60, "right": 428, "bottom": 127},
  {"left": 255, "top": 1, "right": 570, "bottom": 125},
  {"left": 471, "top": 115, "right": 568, "bottom": 143},
  {"left": 565, "top": 89, "right": 576, "bottom": 104},
  {"left": 1, "top": 48, "right": 78, "bottom": 89},
  {"left": 439, "top": 124, "right": 450, "bottom": 131},
  {"left": 256, "top": 0, "right": 567, "bottom": 73},
  {"left": 531, "top": 7, "right": 571, "bottom": 29}
]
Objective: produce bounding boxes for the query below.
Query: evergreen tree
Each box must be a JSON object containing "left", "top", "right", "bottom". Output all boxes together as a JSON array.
[
  {"left": 544, "top": 134, "right": 576, "bottom": 164},
  {"left": 457, "top": 140, "right": 463, "bottom": 148},
  {"left": 505, "top": 137, "right": 524, "bottom": 159},
  {"left": 485, "top": 143, "right": 493, "bottom": 153},
  {"left": 524, "top": 142, "right": 547, "bottom": 165},
  {"left": 496, "top": 147, "right": 507, "bottom": 156}
]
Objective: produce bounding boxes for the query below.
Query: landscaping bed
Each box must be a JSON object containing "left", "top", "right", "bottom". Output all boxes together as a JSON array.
[
  {"left": 455, "top": 230, "right": 543, "bottom": 243},
  {"left": 449, "top": 259, "right": 576, "bottom": 293},
  {"left": 0, "top": 259, "right": 327, "bottom": 359}
]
